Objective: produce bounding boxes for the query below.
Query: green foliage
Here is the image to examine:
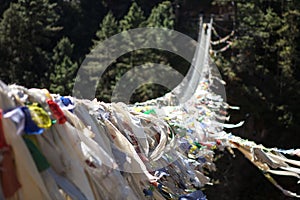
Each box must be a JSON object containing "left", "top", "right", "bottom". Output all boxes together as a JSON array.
[
  {"left": 147, "top": 1, "right": 175, "bottom": 28},
  {"left": 91, "top": 11, "right": 120, "bottom": 101},
  {"left": 0, "top": 0, "right": 298, "bottom": 137},
  {"left": 56, "top": 0, "right": 106, "bottom": 59},
  {"left": 92, "top": 1, "right": 175, "bottom": 102},
  {"left": 212, "top": 0, "right": 300, "bottom": 131},
  {"left": 0, "top": 0, "right": 60, "bottom": 88},
  {"left": 95, "top": 11, "right": 120, "bottom": 42},
  {"left": 50, "top": 37, "right": 78, "bottom": 95},
  {"left": 120, "top": 2, "right": 146, "bottom": 30}
]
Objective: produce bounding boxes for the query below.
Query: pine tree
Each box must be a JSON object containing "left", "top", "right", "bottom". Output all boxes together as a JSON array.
[
  {"left": 147, "top": 1, "right": 175, "bottom": 29},
  {"left": 0, "top": 0, "right": 60, "bottom": 88},
  {"left": 50, "top": 37, "right": 78, "bottom": 95},
  {"left": 116, "top": 1, "right": 147, "bottom": 82},
  {"left": 90, "top": 11, "right": 121, "bottom": 101},
  {"left": 95, "top": 11, "right": 120, "bottom": 42},
  {"left": 212, "top": 0, "right": 300, "bottom": 134},
  {"left": 120, "top": 1, "right": 146, "bottom": 30},
  {"left": 128, "top": 1, "right": 176, "bottom": 102},
  {"left": 54, "top": 0, "right": 106, "bottom": 60},
  {"left": 91, "top": 1, "right": 177, "bottom": 102}
]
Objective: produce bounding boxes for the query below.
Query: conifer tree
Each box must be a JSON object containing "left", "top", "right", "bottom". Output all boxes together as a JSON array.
[
  {"left": 50, "top": 37, "right": 78, "bottom": 95},
  {"left": 147, "top": 1, "right": 175, "bottom": 29},
  {"left": 91, "top": 1, "right": 177, "bottom": 102},
  {"left": 120, "top": 1, "right": 146, "bottom": 30},
  {"left": 95, "top": 11, "right": 120, "bottom": 42},
  {"left": 92, "top": 11, "right": 120, "bottom": 101},
  {"left": 0, "top": 0, "right": 60, "bottom": 88},
  {"left": 212, "top": 0, "right": 300, "bottom": 132}
]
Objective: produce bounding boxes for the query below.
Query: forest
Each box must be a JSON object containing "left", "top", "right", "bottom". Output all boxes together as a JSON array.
[{"left": 0, "top": 0, "right": 300, "bottom": 199}]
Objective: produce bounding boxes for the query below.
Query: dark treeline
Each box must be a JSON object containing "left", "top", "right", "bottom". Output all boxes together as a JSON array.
[{"left": 0, "top": 0, "right": 300, "bottom": 199}]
